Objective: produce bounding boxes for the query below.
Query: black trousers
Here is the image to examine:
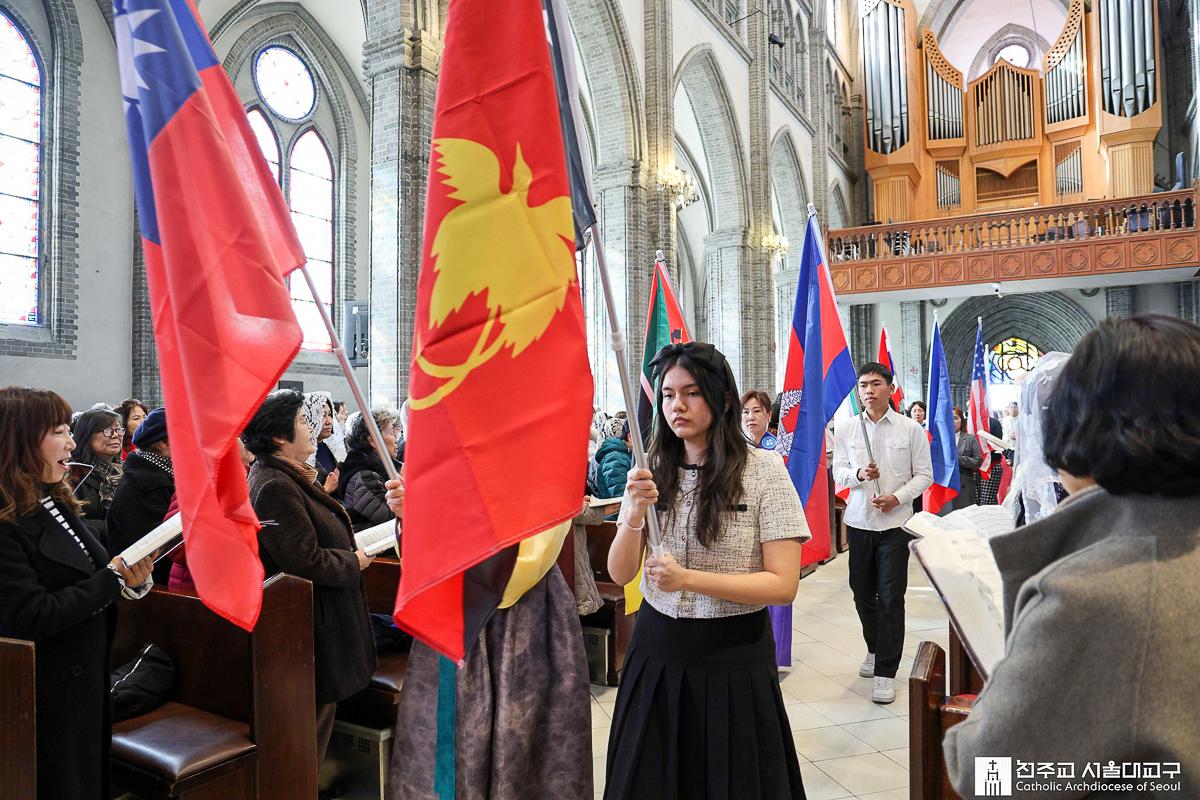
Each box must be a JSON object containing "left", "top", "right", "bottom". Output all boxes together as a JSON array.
[{"left": 847, "top": 526, "right": 911, "bottom": 679}]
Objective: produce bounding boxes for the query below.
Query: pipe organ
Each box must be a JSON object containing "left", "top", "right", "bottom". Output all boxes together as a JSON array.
[{"left": 858, "top": 0, "right": 1162, "bottom": 224}]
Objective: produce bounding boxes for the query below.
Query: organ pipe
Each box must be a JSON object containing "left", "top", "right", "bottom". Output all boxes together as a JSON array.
[{"left": 862, "top": 0, "right": 908, "bottom": 154}]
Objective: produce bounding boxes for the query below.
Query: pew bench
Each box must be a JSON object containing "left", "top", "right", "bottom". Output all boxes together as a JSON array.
[
  {"left": 582, "top": 522, "right": 636, "bottom": 686},
  {"left": 909, "top": 640, "right": 977, "bottom": 800},
  {"left": 110, "top": 573, "right": 316, "bottom": 800},
  {"left": 335, "top": 557, "right": 407, "bottom": 732},
  {"left": 0, "top": 637, "right": 35, "bottom": 797}
]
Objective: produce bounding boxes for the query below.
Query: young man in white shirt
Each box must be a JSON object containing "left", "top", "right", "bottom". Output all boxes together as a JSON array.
[{"left": 832, "top": 362, "right": 934, "bottom": 703}]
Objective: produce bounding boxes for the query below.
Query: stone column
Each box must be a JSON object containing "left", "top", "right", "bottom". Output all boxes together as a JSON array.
[
  {"left": 848, "top": 304, "right": 874, "bottom": 368},
  {"left": 364, "top": 0, "right": 440, "bottom": 406},
  {"left": 746, "top": 3, "right": 776, "bottom": 393},
  {"left": 899, "top": 299, "right": 926, "bottom": 401},
  {"left": 130, "top": 231, "right": 162, "bottom": 405},
  {"left": 704, "top": 228, "right": 750, "bottom": 379},
  {"left": 1104, "top": 285, "right": 1136, "bottom": 318},
  {"left": 808, "top": 25, "right": 830, "bottom": 226},
  {"left": 1177, "top": 281, "right": 1200, "bottom": 323},
  {"left": 642, "top": 0, "right": 674, "bottom": 344}
]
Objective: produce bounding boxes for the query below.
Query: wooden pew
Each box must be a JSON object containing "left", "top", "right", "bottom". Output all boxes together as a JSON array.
[
  {"left": 909, "top": 641, "right": 976, "bottom": 800},
  {"left": 110, "top": 573, "right": 316, "bottom": 800},
  {"left": 948, "top": 628, "right": 985, "bottom": 696},
  {"left": 582, "top": 521, "right": 636, "bottom": 686},
  {"left": 337, "top": 558, "right": 408, "bottom": 731},
  {"left": 0, "top": 637, "right": 35, "bottom": 798}
]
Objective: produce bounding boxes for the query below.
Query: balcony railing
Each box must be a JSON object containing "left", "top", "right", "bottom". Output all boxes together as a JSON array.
[{"left": 825, "top": 185, "right": 1200, "bottom": 295}]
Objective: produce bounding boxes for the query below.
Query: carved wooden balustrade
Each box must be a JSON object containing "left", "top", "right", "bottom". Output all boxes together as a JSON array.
[{"left": 825, "top": 184, "right": 1200, "bottom": 294}]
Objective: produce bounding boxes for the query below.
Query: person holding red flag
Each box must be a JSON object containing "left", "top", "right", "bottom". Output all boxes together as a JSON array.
[
  {"left": 385, "top": 0, "right": 594, "bottom": 796},
  {"left": 832, "top": 362, "right": 933, "bottom": 704}
]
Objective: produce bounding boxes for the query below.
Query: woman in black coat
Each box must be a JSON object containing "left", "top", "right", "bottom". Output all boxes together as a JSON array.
[
  {"left": 69, "top": 407, "right": 126, "bottom": 545},
  {"left": 0, "top": 387, "right": 154, "bottom": 800},
  {"left": 243, "top": 390, "right": 376, "bottom": 771},
  {"left": 335, "top": 408, "right": 402, "bottom": 532}
]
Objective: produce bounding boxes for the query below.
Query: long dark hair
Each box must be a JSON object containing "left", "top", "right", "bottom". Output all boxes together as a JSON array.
[
  {"left": 71, "top": 408, "right": 122, "bottom": 466},
  {"left": 0, "top": 386, "right": 79, "bottom": 523},
  {"left": 647, "top": 344, "right": 748, "bottom": 547}
]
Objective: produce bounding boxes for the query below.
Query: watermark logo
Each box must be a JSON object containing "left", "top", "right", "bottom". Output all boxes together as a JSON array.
[{"left": 975, "top": 757, "right": 1013, "bottom": 796}]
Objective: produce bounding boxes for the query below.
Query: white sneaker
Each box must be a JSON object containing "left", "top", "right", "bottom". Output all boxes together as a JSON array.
[
  {"left": 872, "top": 676, "right": 896, "bottom": 704},
  {"left": 859, "top": 652, "right": 875, "bottom": 678}
]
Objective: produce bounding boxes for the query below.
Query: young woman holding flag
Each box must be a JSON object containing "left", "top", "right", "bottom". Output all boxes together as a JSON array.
[{"left": 604, "top": 342, "right": 809, "bottom": 800}]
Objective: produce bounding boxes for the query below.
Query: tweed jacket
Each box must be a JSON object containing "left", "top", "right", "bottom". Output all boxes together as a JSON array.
[{"left": 944, "top": 487, "right": 1200, "bottom": 798}]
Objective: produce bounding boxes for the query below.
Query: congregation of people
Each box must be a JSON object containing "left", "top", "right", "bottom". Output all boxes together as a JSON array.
[{"left": 3, "top": 313, "right": 1200, "bottom": 798}]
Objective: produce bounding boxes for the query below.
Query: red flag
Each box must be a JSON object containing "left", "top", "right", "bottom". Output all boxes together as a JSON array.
[
  {"left": 877, "top": 326, "right": 904, "bottom": 410},
  {"left": 114, "top": 0, "right": 305, "bottom": 629},
  {"left": 395, "top": 0, "right": 594, "bottom": 661}
]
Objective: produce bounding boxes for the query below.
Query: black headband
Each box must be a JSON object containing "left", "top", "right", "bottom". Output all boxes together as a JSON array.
[{"left": 648, "top": 342, "right": 736, "bottom": 390}]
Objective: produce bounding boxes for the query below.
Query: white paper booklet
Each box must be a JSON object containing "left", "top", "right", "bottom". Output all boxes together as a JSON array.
[
  {"left": 911, "top": 526, "right": 1008, "bottom": 680},
  {"left": 588, "top": 497, "right": 622, "bottom": 508},
  {"left": 118, "top": 512, "right": 184, "bottom": 566},
  {"left": 355, "top": 519, "right": 399, "bottom": 557},
  {"left": 903, "top": 504, "right": 1015, "bottom": 539}
]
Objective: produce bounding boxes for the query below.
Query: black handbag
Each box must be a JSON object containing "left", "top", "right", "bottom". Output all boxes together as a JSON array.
[
  {"left": 370, "top": 613, "right": 413, "bottom": 654},
  {"left": 110, "top": 644, "right": 175, "bottom": 723}
]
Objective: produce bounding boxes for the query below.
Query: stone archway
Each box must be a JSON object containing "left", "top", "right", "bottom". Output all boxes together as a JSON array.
[
  {"left": 674, "top": 45, "right": 754, "bottom": 383},
  {"left": 941, "top": 292, "right": 1096, "bottom": 406}
]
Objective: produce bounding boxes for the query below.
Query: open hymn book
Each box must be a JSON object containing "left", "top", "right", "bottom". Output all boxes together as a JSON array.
[
  {"left": 118, "top": 513, "right": 184, "bottom": 567},
  {"left": 906, "top": 505, "right": 1016, "bottom": 681},
  {"left": 355, "top": 519, "right": 400, "bottom": 557}
]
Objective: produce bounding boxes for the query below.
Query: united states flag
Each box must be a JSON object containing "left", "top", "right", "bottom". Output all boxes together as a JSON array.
[{"left": 968, "top": 318, "right": 997, "bottom": 480}]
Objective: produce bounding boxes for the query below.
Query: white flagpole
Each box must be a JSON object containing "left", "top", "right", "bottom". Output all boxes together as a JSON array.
[
  {"left": 590, "top": 226, "right": 664, "bottom": 556},
  {"left": 298, "top": 263, "right": 400, "bottom": 484}
]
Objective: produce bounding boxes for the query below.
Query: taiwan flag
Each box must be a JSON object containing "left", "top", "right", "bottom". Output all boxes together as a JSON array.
[
  {"left": 877, "top": 326, "right": 904, "bottom": 410},
  {"left": 394, "top": 0, "right": 594, "bottom": 662},
  {"left": 113, "top": 0, "right": 305, "bottom": 629},
  {"left": 923, "top": 317, "right": 960, "bottom": 514},
  {"left": 781, "top": 212, "right": 858, "bottom": 568}
]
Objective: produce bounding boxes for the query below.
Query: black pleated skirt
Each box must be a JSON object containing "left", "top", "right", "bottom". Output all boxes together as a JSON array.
[{"left": 604, "top": 603, "right": 806, "bottom": 800}]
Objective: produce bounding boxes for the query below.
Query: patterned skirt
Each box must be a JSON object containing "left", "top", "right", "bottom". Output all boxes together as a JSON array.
[
  {"left": 977, "top": 461, "right": 1004, "bottom": 505},
  {"left": 388, "top": 567, "right": 592, "bottom": 800},
  {"left": 604, "top": 604, "right": 806, "bottom": 800}
]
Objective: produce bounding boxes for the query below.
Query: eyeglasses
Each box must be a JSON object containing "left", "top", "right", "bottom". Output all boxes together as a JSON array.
[{"left": 100, "top": 426, "right": 126, "bottom": 438}]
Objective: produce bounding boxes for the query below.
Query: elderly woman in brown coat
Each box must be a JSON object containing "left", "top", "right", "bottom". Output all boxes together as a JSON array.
[{"left": 243, "top": 390, "right": 376, "bottom": 773}]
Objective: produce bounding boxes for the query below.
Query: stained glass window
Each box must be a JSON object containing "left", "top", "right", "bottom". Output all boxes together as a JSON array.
[
  {"left": 254, "top": 47, "right": 315, "bottom": 121},
  {"left": 0, "top": 12, "right": 40, "bottom": 326},
  {"left": 995, "top": 44, "right": 1031, "bottom": 69},
  {"left": 288, "top": 130, "right": 333, "bottom": 351},
  {"left": 989, "top": 337, "right": 1041, "bottom": 385},
  {"left": 247, "top": 109, "right": 280, "bottom": 184}
]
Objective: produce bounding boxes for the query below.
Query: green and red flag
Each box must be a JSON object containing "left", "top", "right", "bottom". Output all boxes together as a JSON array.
[
  {"left": 393, "top": 0, "right": 594, "bottom": 662},
  {"left": 636, "top": 256, "right": 691, "bottom": 437}
]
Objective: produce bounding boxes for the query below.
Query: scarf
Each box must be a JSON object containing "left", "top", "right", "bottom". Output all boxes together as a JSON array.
[{"left": 134, "top": 449, "right": 173, "bottom": 477}]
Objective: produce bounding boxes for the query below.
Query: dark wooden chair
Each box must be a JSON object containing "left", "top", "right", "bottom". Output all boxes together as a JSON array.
[
  {"left": 0, "top": 637, "right": 36, "bottom": 798},
  {"left": 337, "top": 558, "right": 408, "bottom": 731},
  {"left": 110, "top": 573, "right": 317, "bottom": 800},
  {"left": 909, "top": 641, "right": 976, "bottom": 800},
  {"left": 581, "top": 521, "right": 636, "bottom": 686}
]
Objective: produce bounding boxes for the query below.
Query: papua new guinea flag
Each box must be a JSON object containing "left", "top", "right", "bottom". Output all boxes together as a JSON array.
[
  {"left": 922, "top": 316, "right": 961, "bottom": 514},
  {"left": 113, "top": 0, "right": 304, "bottom": 630},
  {"left": 393, "top": 0, "right": 594, "bottom": 662}
]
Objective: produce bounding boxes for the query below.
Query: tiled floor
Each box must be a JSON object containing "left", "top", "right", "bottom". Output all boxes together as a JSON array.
[{"left": 590, "top": 550, "right": 949, "bottom": 799}]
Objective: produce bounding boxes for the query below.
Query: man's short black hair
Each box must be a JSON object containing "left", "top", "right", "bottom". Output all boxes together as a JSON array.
[
  {"left": 1044, "top": 315, "right": 1200, "bottom": 497},
  {"left": 857, "top": 361, "right": 894, "bottom": 384},
  {"left": 242, "top": 390, "right": 305, "bottom": 458}
]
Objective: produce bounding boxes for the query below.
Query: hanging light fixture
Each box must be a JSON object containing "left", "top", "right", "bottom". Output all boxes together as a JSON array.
[
  {"left": 762, "top": 232, "right": 789, "bottom": 258},
  {"left": 656, "top": 166, "right": 699, "bottom": 209}
]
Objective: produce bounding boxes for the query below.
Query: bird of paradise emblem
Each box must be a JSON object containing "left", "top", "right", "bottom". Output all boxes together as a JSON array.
[{"left": 410, "top": 138, "right": 577, "bottom": 410}]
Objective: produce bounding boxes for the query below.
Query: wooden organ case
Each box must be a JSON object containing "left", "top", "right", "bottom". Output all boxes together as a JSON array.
[{"left": 860, "top": 0, "right": 1163, "bottom": 223}]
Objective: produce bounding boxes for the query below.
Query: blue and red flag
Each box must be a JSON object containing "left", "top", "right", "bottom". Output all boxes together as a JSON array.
[
  {"left": 114, "top": 0, "right": 306, "bottom": 629},
  {"left": 877, "top": 326, "right": 904, "bottom": 410},
  {"left": 923, "top": 316, "right": 960, "bottom": 514},
  {"left": 781, "top": 213, "right": 858, "bottom": 568},
  {"left": 968, "top": 319, "right": 997, "bottom": 481}
]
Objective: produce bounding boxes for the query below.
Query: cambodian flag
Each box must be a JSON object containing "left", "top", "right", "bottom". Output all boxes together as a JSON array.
[
  {"left": 968, "top": 319, "right": 997, "bottom": 481},
  {"left": 922, "top": 317, "right": 960, "bottom": 514},
  {"left": 877, "top": 325, "right": 904, "bottom": 409},
  {"left": 781, "top": 212, "right": 857, "bottom": 568},
  {"left": 114, "top": 0, "right": 306, "bottom": 629}
]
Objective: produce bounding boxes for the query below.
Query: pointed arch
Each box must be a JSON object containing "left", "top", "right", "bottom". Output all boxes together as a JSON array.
[
  {"left": 769, "top": 127, "right": 811, "bottom": 247},
  {"left": 830, "top": 182, "right": 850, "bottom": 228},
  {"left": 674, "top": 45, "right": 750, "bottom": 231}
]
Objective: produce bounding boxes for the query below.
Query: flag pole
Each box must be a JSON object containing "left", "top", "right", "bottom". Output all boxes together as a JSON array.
[
  {"left": 298, "top": 263, "right": 400, "bottom": 484},
  {"left": 589, "top": 224, "right": 664, "bottom": 556}
]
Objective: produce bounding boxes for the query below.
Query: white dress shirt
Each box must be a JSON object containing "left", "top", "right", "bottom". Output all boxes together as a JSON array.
[{"left": 832, "top": 407, "right": 934, "bottom": 532}]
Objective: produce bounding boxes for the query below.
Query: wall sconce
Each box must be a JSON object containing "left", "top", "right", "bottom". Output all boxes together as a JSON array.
[
  {"left": 656, "top": 166, "right": 699, "bottom": 210},
  {"left": 762, "top": 232, "right": 789, "bottom": 258}
]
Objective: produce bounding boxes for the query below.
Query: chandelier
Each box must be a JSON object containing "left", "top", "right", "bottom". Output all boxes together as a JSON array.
[
  {"left": 762, "top": 232, "right": 789, "bottom": 258},
  {"left": 656, "top": 167, "right": 699, "bottom": 209}
]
